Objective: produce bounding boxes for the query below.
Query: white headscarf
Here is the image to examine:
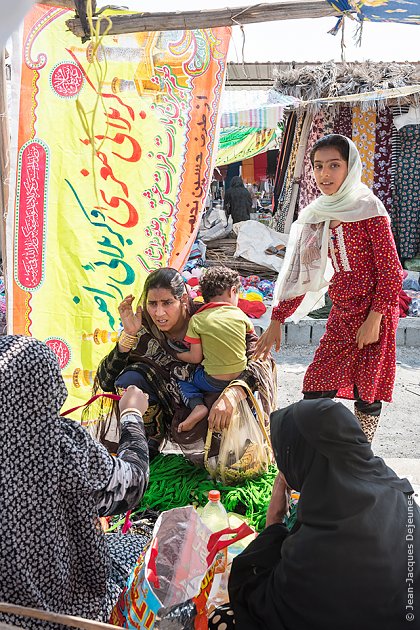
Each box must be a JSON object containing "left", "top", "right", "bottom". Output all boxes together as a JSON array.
[{"left": 273, "top": 136, "right": 389, "bottom": 321}]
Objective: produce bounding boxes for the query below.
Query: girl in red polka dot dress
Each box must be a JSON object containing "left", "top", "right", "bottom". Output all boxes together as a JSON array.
[{"left": 255, "top": 135, "right": 403, "bottom": 441}]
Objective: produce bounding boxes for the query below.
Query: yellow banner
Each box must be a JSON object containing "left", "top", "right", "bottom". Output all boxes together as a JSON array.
[{"left": 6, "top": 4, "right": 230, "bottom": 412}]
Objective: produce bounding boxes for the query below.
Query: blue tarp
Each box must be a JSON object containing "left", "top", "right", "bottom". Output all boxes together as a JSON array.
[{"left": 327, "top": 0, "right": 420, "bottom": 25}]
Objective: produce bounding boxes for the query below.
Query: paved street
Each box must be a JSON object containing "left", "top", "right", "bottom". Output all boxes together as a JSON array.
[{"left": 274, "top": 345, "right": 420, "bottom": 459}]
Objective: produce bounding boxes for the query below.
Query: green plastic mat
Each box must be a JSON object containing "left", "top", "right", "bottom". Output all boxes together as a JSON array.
[{"left": 131, "top": 453, "right": 297, "bottom": 533}]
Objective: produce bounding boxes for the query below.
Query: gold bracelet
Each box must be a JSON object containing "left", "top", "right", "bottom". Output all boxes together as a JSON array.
[
  {"left": 120, "top": 407, "right": 143, "bottom": 419},
  {"left": 119, "top": 331, "right": 138, "bottom": 349}
]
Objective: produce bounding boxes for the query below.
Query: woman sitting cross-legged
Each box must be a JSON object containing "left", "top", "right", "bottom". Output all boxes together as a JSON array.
[{"left": 94, "top": 267, "right": 276, "bottom": 464}]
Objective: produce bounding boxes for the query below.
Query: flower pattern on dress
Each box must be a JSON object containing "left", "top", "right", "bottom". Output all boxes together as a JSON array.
[{"left": 272, "top": 218, "right": 403, "bottom": 403}]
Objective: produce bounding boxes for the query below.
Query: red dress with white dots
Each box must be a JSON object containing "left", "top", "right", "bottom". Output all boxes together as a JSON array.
[{"left": 272, "top": 216, "right": 403, "bottom": 403}]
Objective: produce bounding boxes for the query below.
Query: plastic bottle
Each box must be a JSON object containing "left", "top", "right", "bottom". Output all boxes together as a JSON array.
[{"left": 201, "top": 490, "right": 230, "bottom": 608}]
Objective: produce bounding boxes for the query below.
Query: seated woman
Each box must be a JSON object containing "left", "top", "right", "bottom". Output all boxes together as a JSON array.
[
  {"left": 0, "top": 336, "right": 150, "bottom": 627},
  {"left": 210, "top": 399, "right": 420, "bottom": 630},
  {"left": 94, "top": 267, "right": 276, "bottom": 462}
]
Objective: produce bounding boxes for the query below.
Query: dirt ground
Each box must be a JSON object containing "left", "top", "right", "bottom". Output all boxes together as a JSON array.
[{"left": 273, "top": 345, "right": 420, "bottom": 458}]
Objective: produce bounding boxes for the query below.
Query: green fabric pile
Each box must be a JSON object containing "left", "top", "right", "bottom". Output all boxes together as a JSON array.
[{"left": 133, "top": 454, "right": 297, "bottom": 532}]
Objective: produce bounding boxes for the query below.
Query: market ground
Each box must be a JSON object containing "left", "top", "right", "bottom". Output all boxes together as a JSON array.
[{"left": 273, "top": 345, "right": 420, "bottom": 459}]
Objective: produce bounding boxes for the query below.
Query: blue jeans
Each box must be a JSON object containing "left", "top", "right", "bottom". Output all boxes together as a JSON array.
[
  {"left": 178, "top": 366, "right": 230, "bottom": 409},
  {"left": 115, "top": 370, "right": 159, "bottom": 404}
]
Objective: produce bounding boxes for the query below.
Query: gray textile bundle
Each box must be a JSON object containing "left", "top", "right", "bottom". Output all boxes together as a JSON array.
[{"left": 273, "top": 61, "right": 420, "bottom": 111}]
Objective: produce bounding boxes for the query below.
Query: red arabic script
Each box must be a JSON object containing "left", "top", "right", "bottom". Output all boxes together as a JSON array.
[{"left": 16, "top": 140, "right": 48, "bottom": 291}]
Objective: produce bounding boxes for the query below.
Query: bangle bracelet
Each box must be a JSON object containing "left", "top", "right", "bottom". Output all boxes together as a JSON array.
[
  {"left": 119, "top": 331, "right": 138, "bottom": 349},
  {"left": 120, "top": 408, "right": 143, "bottom": 419}
]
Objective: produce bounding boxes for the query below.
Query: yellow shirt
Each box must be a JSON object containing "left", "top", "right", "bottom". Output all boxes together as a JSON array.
[{"left": 185, "top": 302, "right": 254, "bottom": 375}]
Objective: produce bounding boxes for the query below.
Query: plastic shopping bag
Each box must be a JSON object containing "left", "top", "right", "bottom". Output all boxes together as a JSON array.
[
  {"left": 110, "top": 505, "right": 253, "bottom": 630},
  {"left": 204, "top": 381, "right": 271, "bottom": 485}
]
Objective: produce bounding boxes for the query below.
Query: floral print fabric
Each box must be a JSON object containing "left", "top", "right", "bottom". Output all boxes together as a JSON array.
[
  {"left": 298, "top": 112, "right": 324, "bottom": 212},
  {"left": 352, "top": 107, "right": 376, "bottom": 188},
  {"left": 373, "top": 107, "right": 393, "bottom": 212},
  {"left": 392, "top": 124, "right": 420, "bottom": 260}
]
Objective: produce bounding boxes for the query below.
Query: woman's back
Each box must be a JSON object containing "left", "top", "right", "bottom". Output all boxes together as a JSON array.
[{"left": 230, "top": 399, "right": 420, "bottom": 630}]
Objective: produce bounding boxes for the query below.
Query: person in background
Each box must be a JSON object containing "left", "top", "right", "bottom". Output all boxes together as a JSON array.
[
  {"left": 224, "top": 176, "right": 253, "bottom": 224},
  {"left": 0, "top": 335, "right": 150, "bottom": 627},
  {"left": 209, "top": 398, "right": 420, "bottom": 629},
  {"left": 255, "top": 135, "right": 403, "bottom": 442},
  {"left": 175, "top": 267, "right": 254, "bottom": 432}
]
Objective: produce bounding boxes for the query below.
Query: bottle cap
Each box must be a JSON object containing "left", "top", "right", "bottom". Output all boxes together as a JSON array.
[{"left": 208, "top": 490, "right": 220, "bottom": 502}]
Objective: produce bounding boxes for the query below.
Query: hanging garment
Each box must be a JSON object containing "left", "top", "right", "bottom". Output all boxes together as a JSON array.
[
  {"left": 273, "top": 112, "right": 297, "bottom": 210},
  {"left": 253, "top": 152, "right": 268, "bottom": 183},
  {"left": 283, "top": 112, "right": 314, "bottom": 233},
  {"left": 322, "top": 107, "right": 335, "bottom": 136},
  {"left": 241, "top": 157, "right": 254, "bottom": 184},
  {"left": 333, "top": 105, "right": 352, "bottom": 139},
  {"left": 393, "top": 105, "right": 420, "bottom": 130},
  {"left": 393, "top": 124, "right": 420, "bottom": 260},
  {"left": 352, "top": 106, "right": 376, "bottom": 189},
  {"left": 271, "top": 111, "right": 306, "bottom": 233},
  {"left": 298, "top": 111, "right": 325, "bottom": 212},
  {"left": 266, "top": 149, "right": 278, "bottom": 179},
  {"left": 373, "top": 107, "right": 393, "bottom": 212},
  {"left": 390, "top": 105, "right": 410, "bottom": 190}
]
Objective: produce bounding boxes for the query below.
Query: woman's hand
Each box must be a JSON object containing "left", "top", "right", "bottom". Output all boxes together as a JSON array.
[
  {"left": 119, "top": 385, "right": 149, "bottom": 416},
  {"left": 253, "top": 320, "right": 282, "bottom": 360},
  {"left": 118, "top": 295, "right": 143, "bottom": 336},
  {"left": 265, "top": 472, "right": 291, "bottom": 527},
  {"left": 356, "top": 311, "right": 383, "bottom": 349},
  {"left": 208, "top": 386, "right": 246, "bottom": 431}
]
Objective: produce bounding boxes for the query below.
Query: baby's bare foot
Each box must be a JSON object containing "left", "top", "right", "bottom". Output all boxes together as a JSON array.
[{"left": 177, "top": 404, "right": 207, "bottom": 432}]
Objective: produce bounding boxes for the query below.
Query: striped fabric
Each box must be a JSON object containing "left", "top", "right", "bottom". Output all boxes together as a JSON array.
[{"left": 220, "top": 104, "right": 284, "bottom": 129}]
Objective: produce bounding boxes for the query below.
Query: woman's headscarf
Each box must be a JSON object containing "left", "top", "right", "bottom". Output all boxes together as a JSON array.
[
  {"left": 271, "top": 399, "right": 412, "bottom": 522},
  {"left": 230, "top": 176, "right": 245, "bottom": 188},
  {"left": 273, "top": 136, "right": 389, "bottom": 320},
  {"left": 0, "top": 336, "right": 115, "bottom": 627}
]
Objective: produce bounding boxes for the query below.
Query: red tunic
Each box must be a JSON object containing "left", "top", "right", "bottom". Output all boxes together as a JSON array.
[{"left": 272, "top": 217, "right": 403, "bottom": 403}]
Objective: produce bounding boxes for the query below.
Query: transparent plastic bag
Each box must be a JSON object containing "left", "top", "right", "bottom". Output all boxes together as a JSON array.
[
  {"left": 110, "top": 506, "right": 253, "bottom": 630},
  {"left": 205, "top": 381, "right": 270, "bottom": 486}
]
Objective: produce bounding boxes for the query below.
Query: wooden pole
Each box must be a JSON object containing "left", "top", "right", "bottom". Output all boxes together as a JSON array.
[
  {"left": 42, "top": 0, "right": 75, "bottom": 7},
  {"left": 0, "top": 603, "right": 122, "bottom": 630},
  {"left": 66, "top": 1, "right": 341, "bottom": 37}
]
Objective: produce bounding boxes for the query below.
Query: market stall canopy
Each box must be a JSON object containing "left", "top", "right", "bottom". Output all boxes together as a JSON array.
[
  {"left": 216, "top": 89, "right": 298, "bottom": 166},
  {"left": 220, "top": 89, "right": 298, "bottom": 128},
  {"left": 216, "top": 126, "right": 278, "bottom": 166}
]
